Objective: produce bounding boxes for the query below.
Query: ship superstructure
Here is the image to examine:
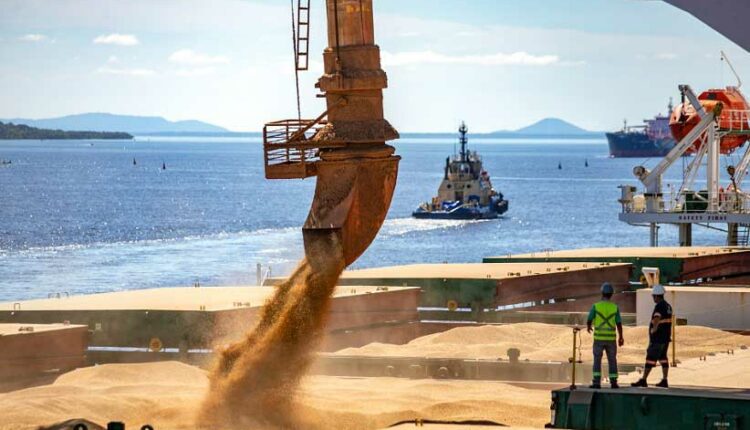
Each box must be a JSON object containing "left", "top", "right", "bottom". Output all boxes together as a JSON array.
[
  {"left": 413, "top": 122, "right": 508, "bottom": 219},
  {"left": 606, "top": 100, "right": 676, "bottom": 158}
]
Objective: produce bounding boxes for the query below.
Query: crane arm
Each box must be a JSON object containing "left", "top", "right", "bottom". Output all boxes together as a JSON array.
[
  {"left": 635, "top": 85, "right": 714, "bottom": 188},
  {"left": 677, "top": 139, "right": 708, "bottom": 197}
]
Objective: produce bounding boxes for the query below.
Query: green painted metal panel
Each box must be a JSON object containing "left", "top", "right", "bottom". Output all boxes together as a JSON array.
[
  {"left": 551, "top": 387, "right": 750, "bottom": 429},
  {"left": 337, "top": 277, "right": 497, "bottom": 307},
  {"left": 483, "top": 256, "right": 682, "bottom": 284}
]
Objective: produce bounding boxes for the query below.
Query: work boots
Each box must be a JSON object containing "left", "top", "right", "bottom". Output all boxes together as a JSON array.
[
  {"left": 630, "top": 379, "right": 648, "bottom": 387},
  {"left": 590, "top": 378, "right": 620, "bottom": 389},
  {"left": 655, "top": 379, "right": 669, "bottom": 388}
]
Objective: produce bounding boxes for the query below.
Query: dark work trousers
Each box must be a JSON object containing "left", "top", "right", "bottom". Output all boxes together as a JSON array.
[{"left": 592, "top": 340, "right": 618, "bottom": 381}]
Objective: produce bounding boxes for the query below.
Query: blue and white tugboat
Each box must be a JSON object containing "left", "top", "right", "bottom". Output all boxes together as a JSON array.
[{"left": 412, "top": 122, "right": 508, "bottom": 219}]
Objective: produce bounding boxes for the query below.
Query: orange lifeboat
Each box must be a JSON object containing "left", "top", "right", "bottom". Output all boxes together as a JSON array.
[{"left": 669, "top": 86, "right": 750, "bottom": 153}]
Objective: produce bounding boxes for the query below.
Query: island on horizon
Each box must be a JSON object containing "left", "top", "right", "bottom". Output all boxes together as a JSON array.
[
  {"left": 3, "top": 112, "right": 604, "bottom": 139},
  {"left": 0, "top": 121, "right": 133, "bottom": 140}
]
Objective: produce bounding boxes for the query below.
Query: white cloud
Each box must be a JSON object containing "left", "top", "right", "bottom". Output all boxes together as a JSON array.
[
  {"left": 93, "top": 33, "right": 139, "bottom": 46},
  {"left": 107, "top": 55, "right": 119, "bottom": 63},
  {"left": 381, "top": 50, "right": 560, "bottom": 67},
  {"left": 96, "top": 66, "right": 155, "bottom": 76},
  {"left": 19, "top": 34, "right": 47, "bottom": 42},
  {"left": 168, "top": 49, "right": 229, "bottom": 66}
]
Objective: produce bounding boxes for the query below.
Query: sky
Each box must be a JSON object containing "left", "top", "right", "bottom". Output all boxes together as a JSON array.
[{"left": 0, "top": 0, "right": 748, "bottom": 132}]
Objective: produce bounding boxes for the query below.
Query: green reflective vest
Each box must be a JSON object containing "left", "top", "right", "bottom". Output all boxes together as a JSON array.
[{"left": 592, "top": 301, "right": 618, "bottom": 341}]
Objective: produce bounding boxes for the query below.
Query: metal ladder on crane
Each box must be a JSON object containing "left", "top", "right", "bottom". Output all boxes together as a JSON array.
[{"left": 295, "top": 0, "right": 311, "bottom": 71}]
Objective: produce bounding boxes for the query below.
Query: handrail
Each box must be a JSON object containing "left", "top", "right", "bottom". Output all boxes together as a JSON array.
[
  {"left": 622, "top": 190, "right": 750, "bottom": 215},
  {"left": 259, "top": 266, "right": 273, "bottom": 287},
  {"left": 718, "top": 109, "right": 750, "bottom": 133},
  {"left": 288, "top": 108, "right": 330, "bottom": 142},
  {"left": 262, "top": 102, "right": 349, "bottom": 178}
]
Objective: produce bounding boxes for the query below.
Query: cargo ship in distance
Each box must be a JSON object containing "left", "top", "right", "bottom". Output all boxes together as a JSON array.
[
  {"left": 412, "top": 122, "right": 508, "bottom": 220},
  {"left": 606, "top": 100, "right": 676, "bottom": 157}
]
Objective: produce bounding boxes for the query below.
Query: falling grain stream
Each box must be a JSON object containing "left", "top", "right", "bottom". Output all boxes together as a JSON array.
[{"left": 199, "top": 233, "right": 346, "bottom": 429}]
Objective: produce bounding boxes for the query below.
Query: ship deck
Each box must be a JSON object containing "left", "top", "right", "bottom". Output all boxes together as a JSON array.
[
  {"left": 2, "top": 285, "right": 406, "bottom": 312},
  {"left": 0, "top": 285, "right": 421, "bottom": 353},
  {"left": 483, "top": 246, "right": 750, "bottom": 283},
  {"left": 341, "top": 262, "right": 626, "bottom": 280},
  {"left": 335, "top": 262, "right": 633, "bottom": 312}
]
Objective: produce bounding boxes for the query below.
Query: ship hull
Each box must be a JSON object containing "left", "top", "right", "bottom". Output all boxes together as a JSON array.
[
  {"left": 412, "top": 200, "right": 508, "bottom": 220},
  {"left": 606, "top": 132, "right": 675, "bottom": 158}
]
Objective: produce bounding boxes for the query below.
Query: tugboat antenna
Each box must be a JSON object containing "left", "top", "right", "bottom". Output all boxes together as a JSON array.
[{"left": 459, "top": 121, "right": 468, "bottom": 162}]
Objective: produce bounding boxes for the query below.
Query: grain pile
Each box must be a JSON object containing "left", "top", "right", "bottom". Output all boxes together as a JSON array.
[
  {"left": 336, "top": 323, "right": 749, "bottom": 364},
  {"left": 0, "top": 362, "right": 550, "bottom": 430},
  {"left": 298, "top": 376, "right": 551, "bottom": 428},
  {"left": 0, "top": 361, "right": 206, "bottom": 430},
  {"left": 2, "top": 322, "right": 748, "bottom": 430}
]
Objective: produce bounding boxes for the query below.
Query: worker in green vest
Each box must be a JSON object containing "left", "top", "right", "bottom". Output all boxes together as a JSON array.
[{"left": 587, "top": 282, "right": 624, "bottom": 389}]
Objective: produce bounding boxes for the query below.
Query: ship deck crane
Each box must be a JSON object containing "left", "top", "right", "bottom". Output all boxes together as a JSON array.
[{"left": 619, "top": 84, "right": 750, "bottom": 246}]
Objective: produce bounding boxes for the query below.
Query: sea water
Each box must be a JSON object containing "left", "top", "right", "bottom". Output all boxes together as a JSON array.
[{"left": 0, "top": 136, "right": 731, "bottom": 301}]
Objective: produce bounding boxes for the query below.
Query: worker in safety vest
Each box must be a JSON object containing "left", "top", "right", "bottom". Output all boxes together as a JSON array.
[
  {"left": 587, "top": 282, "right": 624, "bottom": 389},
  {"left": 631, "top": 284, "right": 672, "bottom": 388}
]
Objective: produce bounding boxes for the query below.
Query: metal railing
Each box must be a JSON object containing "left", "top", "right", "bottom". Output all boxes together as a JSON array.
[
  {"left": 621, "top": 190, "right": 750, "bottom": 214},
  {"left": 262, "top": 115, "right": 344, "bottom": 179},
  {"left": 719, "top": 109, "right": 750, "bottom": 134},
  {"left": 264, "top": 118, "right": 322, "bottom": 165}
]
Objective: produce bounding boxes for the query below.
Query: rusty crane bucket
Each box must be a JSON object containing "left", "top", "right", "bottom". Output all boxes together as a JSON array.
[
  {"left": 262, "top": 0, "right": 399, "bottom": 266},
  {"left": 304, "top": 147, "right": 399, "bottom": 265}
]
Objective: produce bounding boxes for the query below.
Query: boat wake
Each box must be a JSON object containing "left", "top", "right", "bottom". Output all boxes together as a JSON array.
[{"left": 379, "top": 217, "right": 490, "bottom": 237}]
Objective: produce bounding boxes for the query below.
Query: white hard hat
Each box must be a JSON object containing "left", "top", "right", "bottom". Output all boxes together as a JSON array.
[{"left": 651, "top": 284, "right": 666, "bottom": 295}]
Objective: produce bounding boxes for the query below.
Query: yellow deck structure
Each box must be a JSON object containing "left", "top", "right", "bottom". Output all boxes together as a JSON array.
[
  {"left": 0, "top": 285, "right": 420, "bottom": 354},
  {"left": 3, "top": 285, "right": 407, "bottom": 312}
]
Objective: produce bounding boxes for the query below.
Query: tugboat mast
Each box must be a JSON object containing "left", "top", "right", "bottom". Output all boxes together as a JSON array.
[{"left": 459, "top": 121, "right": 468, "bottom": 162}]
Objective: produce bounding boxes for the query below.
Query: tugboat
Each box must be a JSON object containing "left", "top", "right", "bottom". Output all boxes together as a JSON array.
[{"left": 412, "top": 122, "right": 508, "bottom": 219}]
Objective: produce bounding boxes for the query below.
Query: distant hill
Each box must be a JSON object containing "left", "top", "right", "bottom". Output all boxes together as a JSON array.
[
  {"left": 3, "top": 113, "right": 227, "bottom": 134},
  {"left": 2, "top": 113, "right": 599, "bottom": 138},
  {"left": 0, "top": 121, "right": 133, "bottom": 140},
  {"left": 511, "top": 118, "right": 593, "bottom": 136},
  {"left": 401, "top": 118, "right": 602, "bottom": 139}
]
